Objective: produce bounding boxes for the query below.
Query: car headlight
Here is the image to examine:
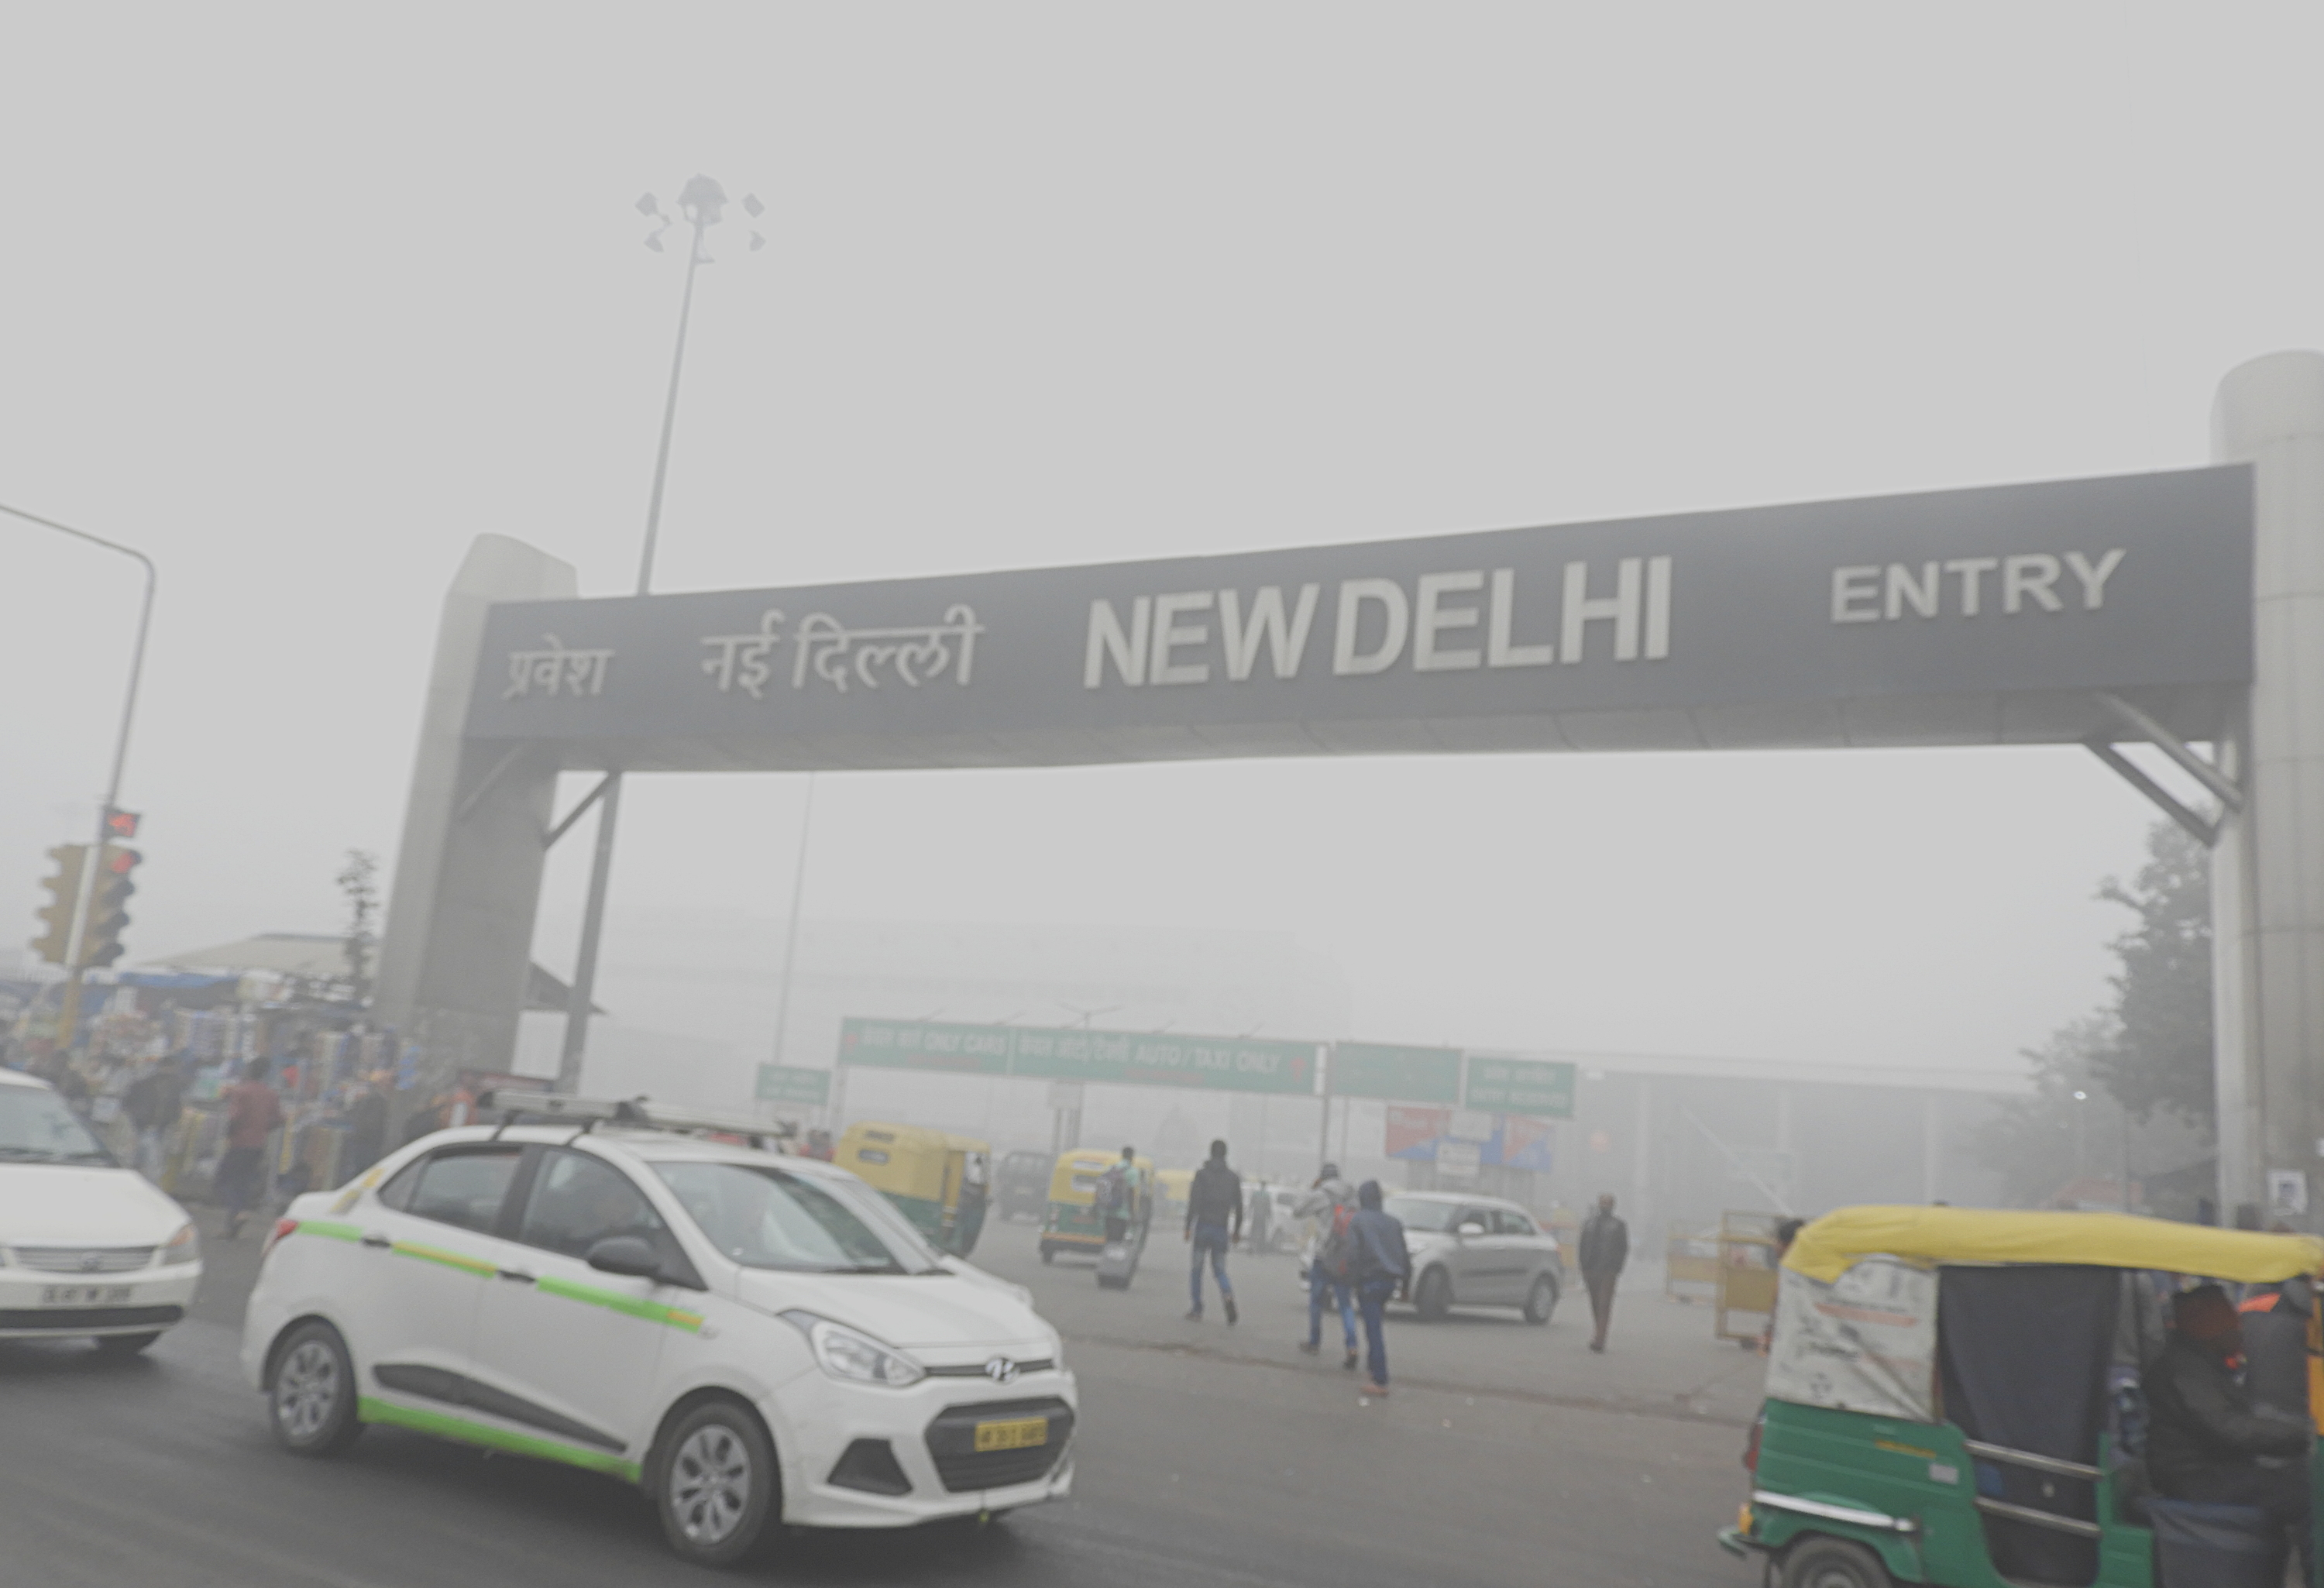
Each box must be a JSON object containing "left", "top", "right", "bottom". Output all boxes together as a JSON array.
[
  {"left": 779, "top": 1311, "right": 925, "bottom": 1387},
  {"left": 158, "top": 1223, "right": 200, "bottom": 1267}
]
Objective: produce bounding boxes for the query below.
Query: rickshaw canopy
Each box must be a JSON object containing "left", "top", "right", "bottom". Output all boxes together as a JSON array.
[{"left": 1784, "top": 1203, "right": 2324, "bottom": 1285}]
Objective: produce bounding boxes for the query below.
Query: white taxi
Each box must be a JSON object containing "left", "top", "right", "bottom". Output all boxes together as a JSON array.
[
  {"left": 0, "top": 1067, "right": 202, "bottom": 1353},
  {"left": 240, "top": 1106, "right": 1076, "bottom": 1567}
]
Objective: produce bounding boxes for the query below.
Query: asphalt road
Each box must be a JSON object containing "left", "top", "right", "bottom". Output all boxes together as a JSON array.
[{"left": 0, "top": 1209, "right": 1762, "bottom": 1588}]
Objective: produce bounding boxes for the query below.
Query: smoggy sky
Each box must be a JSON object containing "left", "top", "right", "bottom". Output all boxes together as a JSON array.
[{"left": 0, "top": 5, "right": 2302, "bottom": 1074}]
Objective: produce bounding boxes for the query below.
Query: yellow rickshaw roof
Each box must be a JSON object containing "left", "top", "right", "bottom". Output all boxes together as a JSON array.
[
  {"left": 839, "top": 1121, "right": 954, "bottom": 1150},
  {"left": 1785, "top": 1204, "right": 2324, "bottom": 1285}
]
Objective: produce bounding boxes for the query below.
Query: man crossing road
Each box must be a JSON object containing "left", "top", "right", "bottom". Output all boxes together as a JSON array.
[
  {"left": 1184, "top": 1139, "right": 1243, "bottom": 1324},
  {"left": 1579, "top": 1192, "right": 1629, "bottom": 1354}
]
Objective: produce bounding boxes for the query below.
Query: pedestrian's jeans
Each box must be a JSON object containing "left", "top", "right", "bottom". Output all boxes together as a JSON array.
[
  {"left": 217, "top": 1146, "right": 264, "bottom": 1215},
  {"left": 1190, "top": 1221, "right": 1234, "bottom": 1311},
  {"left": 1308, "top": 1266, "right": 1356, "bottom": 1350},
  {"left": 1357, "top": 1277, "right": 1397, "bottom": 1386}
]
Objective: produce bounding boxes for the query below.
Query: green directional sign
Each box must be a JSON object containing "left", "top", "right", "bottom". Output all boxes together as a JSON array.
[
  {"left": 835, "top": 1016, "right": 1318, "bottom": 1095},
  {"left": 754, "top": 1064, "right": 832, "bottom": 1106},
  {"left": 1009, "top": 1026, "right": 1318, "bottom": 1095},
  {"left": 1462, "top": 1055, "right": 1576, "bottom": 1119},
  {"left": 1329, "top": 1042, "right": 1463, "bottom": 1104},
  {"left": 838, "top": 1017, "right": 1012, "bottom": 1074}
]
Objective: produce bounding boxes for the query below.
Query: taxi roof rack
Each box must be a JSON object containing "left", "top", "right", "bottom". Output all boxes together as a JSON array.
[{"left": 476, "top": 1089, "right": 799, "bottom": 1153}]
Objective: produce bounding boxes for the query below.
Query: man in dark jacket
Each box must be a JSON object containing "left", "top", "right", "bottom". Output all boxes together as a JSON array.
[
  {"left": 1184, "top": 1140, "right": 1243, "bottom": 1324},
  {"left": 1349, "top": 1180, "right": 1410, "bottom": 1396},
  {"left": 2145, "top": 1284, "right": 2312, "bottom": 1560},
  {"left": 1577, "top": 1193, "right": 1630, "bottom": 1353}
]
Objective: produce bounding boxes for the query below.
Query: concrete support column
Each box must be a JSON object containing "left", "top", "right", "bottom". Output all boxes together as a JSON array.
[
  {"left": 2211, "top": 352, "right": 2324, "bottom": 1225},
  {"left": 375, "top": 535, "right": 576, "bottom": 1087}
]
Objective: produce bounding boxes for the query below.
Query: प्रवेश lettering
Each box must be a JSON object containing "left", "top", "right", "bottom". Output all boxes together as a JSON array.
[
  {"left": 1827, "top": 548, "right": 2126, "bottom": 624},
  {"left": 503, "top": 634, "right": 615, "bottom": 699},
  {"left": 1082, "top": 559, "right": 1674, "bottom": 689}
]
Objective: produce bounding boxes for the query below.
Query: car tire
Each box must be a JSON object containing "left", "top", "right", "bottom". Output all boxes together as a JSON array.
[
  {"left": 266, "top": 1321, "right": 363, "bottom": 1457},
  {"left": 651, "top": 1398, "right": 778, "bottom": 1569},
  {"left": 1040, "top": 1245, "right": 1054, "bottom": 1265},
  {"left": 1414, "top": 1267, "right": 1452, "bottom": 1322},
  {"left": 93, "top": 1331, "right": 162, "bottom": 1359},
  {"left": 1523, "top": 1274, "right": 1558, "bottom": 1325},
  {"left": 1779, "top": 1535, "right": 1892, "bottom": 1588}
]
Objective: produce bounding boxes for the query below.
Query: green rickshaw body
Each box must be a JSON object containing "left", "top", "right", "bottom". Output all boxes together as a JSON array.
[{"left": 1740, "top": 1401, "right": 2163, "bottom": 1586}]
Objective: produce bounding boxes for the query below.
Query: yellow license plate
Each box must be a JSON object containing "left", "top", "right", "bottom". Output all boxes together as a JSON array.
[{"left": 973, "top": 1416, "right": 1049, "bottom": 1453}]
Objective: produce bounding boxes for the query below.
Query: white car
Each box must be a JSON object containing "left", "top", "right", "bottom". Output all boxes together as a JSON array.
[
  {"left": 0, "top": 1067, "right": 202, "bottom": 1354},
  {"left": 241, "top": 1120, "right": 1077, "bottom": 1566}
]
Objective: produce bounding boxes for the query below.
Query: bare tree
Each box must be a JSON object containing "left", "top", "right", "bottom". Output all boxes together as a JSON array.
[{"left": 337, "top": 850, "right": 380, "bottom": 1007}]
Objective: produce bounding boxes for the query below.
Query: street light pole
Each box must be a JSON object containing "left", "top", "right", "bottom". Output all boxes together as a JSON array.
[
  {"left": 0, "top": 502, "right": 156, "bottom": 1049},
  {"left": 557, "top": 177, "right": 762, "bottom": 1095}
]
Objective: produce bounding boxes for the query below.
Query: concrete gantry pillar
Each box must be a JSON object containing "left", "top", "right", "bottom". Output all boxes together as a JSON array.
[
  {"left": 2211, "top": 352, "right": 2324, "bottom": 1225},
  {"left": 374, "top": 534, "right": 576, "bottom": 1084}
]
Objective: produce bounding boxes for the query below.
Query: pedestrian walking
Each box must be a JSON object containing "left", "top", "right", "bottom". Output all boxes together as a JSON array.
[
  {"left": 1246, "top": 1181, "right": 1274, "bottom": 1253},
  {"left": 123, "top": 1054, "right": 184, "bottom": 1181},
  {"left": 1098, "top": 1145, "right": 1144, "bottom": 1243},
  {"left": 1183, "top": 1139, "right": 1243, "bottom": 1323},
  {"left": 1349, "top": 1180, "right": 1410, "bottom": 1395},
  {"left": 1294, "top": 1162, "right": 1359, "bottom": 1369},
  {"left": 1579, "top": 1191, "right": 1629, "bottom": 1353},
  {"left": 217, "top": 1057, "right": 285, "bottom": 1239},
  {"left": 339, "top": 1071, "right": 389, "bottom": 1184}
]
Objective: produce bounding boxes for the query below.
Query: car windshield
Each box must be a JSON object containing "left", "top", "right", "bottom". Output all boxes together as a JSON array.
[
  {"left": 652, "top": 1160, "right": 941, "bottom": 1274},
  {"left": 1385, "top": 1196, "right": 1465, "bottom": 1232},
  {"left": 0, "top": 1084, "right": 113, "bottom": 1165}
]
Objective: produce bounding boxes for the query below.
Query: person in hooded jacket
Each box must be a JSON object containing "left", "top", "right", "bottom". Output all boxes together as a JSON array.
[{"left": 1348, "top": 1180, "right": 1410, "bottom": 1397}]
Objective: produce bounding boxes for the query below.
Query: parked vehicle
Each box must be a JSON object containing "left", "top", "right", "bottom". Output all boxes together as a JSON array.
[
  {"left": 995, "top": 1150, "right": 1052, "bottom": 1222},
  {"left": 0, "top": 1068, "right": 201, "bottom": 1356},
  {"left": 835, "top": 1122, "right": 991, "bottom": 1258},
  {"left": 243, "top": 1096, "right": 1074, "bottom": 1568},
  {"left": 1386, "top": 1191, "right": 1563, "bottom": 1325},
  {"left": 1724, "top": 1204, "right": 2324, "bottom": 1588}
]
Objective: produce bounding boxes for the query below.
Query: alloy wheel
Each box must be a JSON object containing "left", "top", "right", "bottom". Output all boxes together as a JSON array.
[
  {"left": 669, "top": 1424, "right": 753, "bottom": 1546},
  {"left": 275, "top": 1339, "right": 340, "bottom": 1442}
]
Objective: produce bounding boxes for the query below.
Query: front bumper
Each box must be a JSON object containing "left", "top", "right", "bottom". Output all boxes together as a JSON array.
[
  {"left": 768, "top": 1365, "right": 1079, "bottom": 1528},
  {"left": 0, "top": 1265, "right": 200, "bottom": 1338}
]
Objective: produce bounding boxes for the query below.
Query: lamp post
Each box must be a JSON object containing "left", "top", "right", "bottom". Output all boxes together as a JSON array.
[
  {"left": 0, "top": 503, "right": 156, "bottom": 1049},
  {"left": 556, "top": 177, "right": 763, "bottom": 1095}
]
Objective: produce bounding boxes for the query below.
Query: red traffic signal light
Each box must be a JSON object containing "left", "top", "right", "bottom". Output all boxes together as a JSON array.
[{"left": 104, "top": 809, "right": 139, "bottom": 840}]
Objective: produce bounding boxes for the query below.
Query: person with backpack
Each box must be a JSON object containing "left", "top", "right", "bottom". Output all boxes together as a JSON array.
[
  {"left": 1294, "top": 1162, "right": 1359, "bottom": 1369},
  {"left": 1183, "top": 1139, "right": 1243, "bottom": 1323},
  {"left": 1098, "top": 1145, "right": 1143, "bottom": 1243},
  {"left": 1349, "top": 1179, "right": 1410, "bottom": 1396}
]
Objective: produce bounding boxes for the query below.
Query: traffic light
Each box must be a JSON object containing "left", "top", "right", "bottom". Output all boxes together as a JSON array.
[
  {"left": 30, "top": 844, "right": 87, "bottom": 966},
  {"left": 104, "top": 809, "right": 139, "bottom": 841},
  {"left": 79, "top": 844, "right": 139, "bottom": 968}
]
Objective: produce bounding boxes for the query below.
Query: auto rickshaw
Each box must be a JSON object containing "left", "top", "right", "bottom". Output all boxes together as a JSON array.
[
  {"left": 835, "top": 1121, "right": 992, "bottom": 1258},
  {"left": 1723, "top": 1204, "right": 2324, "bottom": 1588},
  {"left": 1039, "top": 1146, "right": 1153, "bottom": 1264}
]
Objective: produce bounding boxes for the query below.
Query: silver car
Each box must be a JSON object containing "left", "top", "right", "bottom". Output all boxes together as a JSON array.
[{"left": 1386, "top": 1191, "right": 1563, "bottom": 1325}]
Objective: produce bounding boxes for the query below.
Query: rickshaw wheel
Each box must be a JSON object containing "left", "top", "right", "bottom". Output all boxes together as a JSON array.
[{"left": 1779, "top": 1536, "right": 1889, "bottom": 1588}]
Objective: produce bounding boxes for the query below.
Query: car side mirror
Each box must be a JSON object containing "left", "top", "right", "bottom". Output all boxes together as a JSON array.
[
  {"left": 1456, "top": 1222, "right": 1486, "bottom": 1239},
  {"left": 586, "top": 1235, "right": 663, "bottom": 1279}
]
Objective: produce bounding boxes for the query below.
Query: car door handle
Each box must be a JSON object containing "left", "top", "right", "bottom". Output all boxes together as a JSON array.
[
  {"left": 497, "top": 1268, "right": 535, "bottom": 1284},
  {"left": 361, "top": 1232, "right": 392, "bottom": 1249}
]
